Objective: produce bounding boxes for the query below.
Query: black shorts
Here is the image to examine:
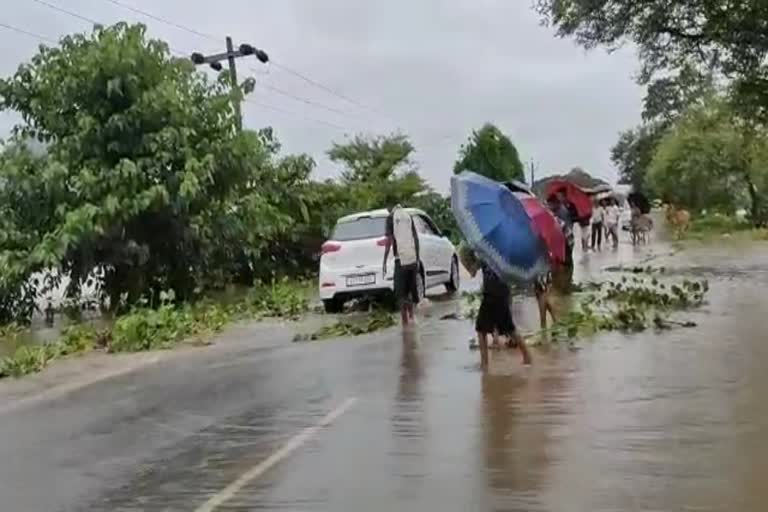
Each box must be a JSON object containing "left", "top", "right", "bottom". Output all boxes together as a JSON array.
[
  {"left": 475, "top": 294, "right": 515, "bottom": 336},
  {"left": 394, "top": 260, "right": 420, "bottom": 305}
]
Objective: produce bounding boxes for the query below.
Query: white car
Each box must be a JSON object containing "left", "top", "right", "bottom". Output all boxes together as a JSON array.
[{"left": 318, "top": 208, "right": 460, "bottom": 313}]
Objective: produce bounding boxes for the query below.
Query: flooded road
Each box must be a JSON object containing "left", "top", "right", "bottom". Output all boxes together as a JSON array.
[{"left": 1, "top": 229, "right": 768, "bottom": 511}]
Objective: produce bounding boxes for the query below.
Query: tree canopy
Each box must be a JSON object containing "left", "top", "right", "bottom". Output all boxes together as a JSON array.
[
  {"left": 535, "top": 0, "right": 768, "bottom": 120},
  {"left": 0, "top": 23, "right": 460, "bottom": 325},
  {"left": 327, "top": 133, "right": 427, "bottom": 211},
  {"left": 454, "top": 123, "right": 524, "bottom": 182},
  {"left": 611, "top": 124, "right": 666, "bottom": 193},
  {"left": 0, "top": 23, "right": 294, "bottom": 316},
  {"left": 646, "top": 98, "right": 768, "bottom": 218}
]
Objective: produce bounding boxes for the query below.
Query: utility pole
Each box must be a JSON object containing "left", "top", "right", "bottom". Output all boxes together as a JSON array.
[
  {"left": 529, "top": 158, "right": 537, "bottom": 187},
  {"left": 191, "top": 38, "right": 269, "bottom": 131}
]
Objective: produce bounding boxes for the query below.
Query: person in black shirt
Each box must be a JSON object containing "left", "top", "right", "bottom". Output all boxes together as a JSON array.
[{"left": 474, "top": 262, "right": 532, "bottom": 368}]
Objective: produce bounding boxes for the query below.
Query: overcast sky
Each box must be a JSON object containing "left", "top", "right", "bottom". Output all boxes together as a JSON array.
[{"left": 1, "top": 0, "right": 645, "bottom": 192}]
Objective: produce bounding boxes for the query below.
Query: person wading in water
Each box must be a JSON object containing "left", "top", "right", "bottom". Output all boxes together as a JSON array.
[{"left": 383, "top": 205, "right": 421, "bottom": 327}]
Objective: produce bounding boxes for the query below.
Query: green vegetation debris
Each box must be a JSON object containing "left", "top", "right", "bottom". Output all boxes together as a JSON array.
[{"left": 294, "top": 311, "right": 397, "bottom": 342}]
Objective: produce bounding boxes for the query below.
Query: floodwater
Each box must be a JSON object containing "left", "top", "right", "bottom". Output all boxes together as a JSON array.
[
  {"left": 233, "top": 227, "right": 768, "bottom": 511},
  {"left": 2, "top": 221, "right": 768, "bottom": 511}
]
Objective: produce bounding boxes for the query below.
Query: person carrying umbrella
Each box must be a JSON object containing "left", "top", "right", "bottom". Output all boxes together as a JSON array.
[
  {"left": 549, "top": 192, "right": 577, "bottom": 267},
  {"left": 464, "top": 252, "right": 532, "bottom": 368},
  {"left": 547, "top": 193, "right": 577, "bottom": 293},
  {"left": 383, "top": 204, "right": 421, "bottom": 327}
]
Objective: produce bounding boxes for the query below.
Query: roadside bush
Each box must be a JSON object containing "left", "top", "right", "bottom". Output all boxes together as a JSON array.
[
  {"left": 688, "top": 214, "right": 751, "bottom": 234},
  {"left": 110, "top": 305, "right": 197, "bottom": 353},
  {"left": 243, "top": 279, "right": 310, "bottom": 319},
  {"left": 58, "top": 324, "right": 101, "bottom": 355},
  {"left": 0, "top": 345, "right": 56, "bottom": 378}
]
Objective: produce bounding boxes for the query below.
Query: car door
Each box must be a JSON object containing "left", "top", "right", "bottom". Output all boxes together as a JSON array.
[
  {"left": 421, "top": 214, "right": 454, "bottom": 280},
  {"left": 415, "top": 214, "right": 449, "bottom": 287},
  {"left": 411, "top": 215, "right": 436, "bottom": 287}
]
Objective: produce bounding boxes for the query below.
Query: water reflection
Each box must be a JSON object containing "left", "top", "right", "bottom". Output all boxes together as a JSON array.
[
  {"left": 480, "top": 355, "right": 573, "bottom": 511},
  {"left": 390, "top": 329, "right": 427, "bottom": 501}
]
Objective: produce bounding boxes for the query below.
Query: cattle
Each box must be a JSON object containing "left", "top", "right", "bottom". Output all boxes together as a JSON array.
[{"left": 665, "top": 205, "right": 691, "bottom": 237}]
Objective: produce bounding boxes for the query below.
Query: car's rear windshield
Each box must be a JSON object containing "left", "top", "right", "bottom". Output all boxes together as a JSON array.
[{"left": 332, "top": 216, "right": 387, "bottom": 241}]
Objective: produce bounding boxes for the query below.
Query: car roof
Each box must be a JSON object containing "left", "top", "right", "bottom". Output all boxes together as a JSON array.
[{"left": 337, "top": 207, "right": 428, "bottom": 224}]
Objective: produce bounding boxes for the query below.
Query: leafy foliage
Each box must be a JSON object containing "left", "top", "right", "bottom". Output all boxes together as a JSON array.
[
  {"left": 545, "top": 276, "right": 708, "bottom": 340},
  {"left": 0, "top": 23, "right": 284, "bottom": 317},
  {"left": 0, "top": 279, "right": 312, "bottom": 379},
  {"left": 295, "top": 310, "right": 397, "bottom": 341},
  {"left": 459, "top": 273, "right": 708, "bottom": 342},
  {"left": 327, "top": 133, "right": 428, "bottom": 213},
  {"left": 454, "top": 123, "right": 524, "bottom": 182},
  {"left": 535, "top": 1, "right": 768, "bottom": 118},
  {"left": 241, "top": 279, "right": 311, "bottom": 319},
  {"left": 646, "top": 98, "right": 768, "bottom": 218},
  {"left": 0, "top": 24, "right": 457, "bottom": 328},
  {"left": 612, "top": 66, "right": 716, "bottom": 194},
  {"left": 535, "top": 0, "right": 768, "bottom": 213},
  {"left": 329, "top": 133, "right": 414, "bottom": 183},
  {"left": 411, "top": 191, "right": 459, "bottom": 243},
  {"left": 611, "top": 124, "right": 667, "bottom": 193},
  {"left": 642, "top": 66, "right": 717, "bottom": 125}
]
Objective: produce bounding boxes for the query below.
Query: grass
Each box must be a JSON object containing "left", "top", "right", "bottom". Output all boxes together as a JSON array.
[
  {"left": 678, "top": 214, "right": 768, "bottom": 242},
  {"left": 0, "top": 279, "right": 312, "bottom": 380}
]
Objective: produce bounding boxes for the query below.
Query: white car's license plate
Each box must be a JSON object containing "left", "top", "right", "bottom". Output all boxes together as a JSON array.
[{"left": 346, "top": 274, "right": 375, "bottom": 287}]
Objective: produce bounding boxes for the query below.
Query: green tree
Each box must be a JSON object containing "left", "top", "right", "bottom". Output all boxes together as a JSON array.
[
  {"left": 646, "top": 98, "right": 768, "bottom": 217},
  {"left": 611, "top": 124, "right": 666, "bottom": 193},
  {"left": 411, "top": 191, "right": 459, "bottom": 243},
  {"left": 0, "top": 23, "right": 279, "bottom": 317},
  {"left": 612, "top": 65, "right": 715, "bottom": 194},
  {"left": 327, "top": 133, "right": 426, "bottom": 211},
  {"left": 534, "top": 0, "right": 768, "bottom": 120},
  {"left": 642, "top": 65, "right": 716, "bottom": 124},
  {"left": 454, "top": 123, "right": 524, "bottom": 182},
  {"left": 328, "top": 133, "right": 414, "bottom": 183}
]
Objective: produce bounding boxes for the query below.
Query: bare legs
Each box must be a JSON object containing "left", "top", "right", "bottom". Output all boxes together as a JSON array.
[{"left": 400, "top": 302, "right": 415, "bottom": 326}]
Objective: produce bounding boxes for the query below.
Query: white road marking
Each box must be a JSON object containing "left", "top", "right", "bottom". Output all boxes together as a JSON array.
[{"left": 194, "top": 397, "right": 358, "bottom": 512}]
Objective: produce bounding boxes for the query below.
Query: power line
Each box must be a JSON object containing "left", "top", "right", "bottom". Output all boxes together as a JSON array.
[
  {"left": 92, "top": 0, "right": 392, "bottom": 121},
  {"left": 30, "top": 0, "right": 101, "bottom": 26},
  {"left": 18, "top": 2, "right": 427, "bottom": 137},
  {"left": 255, "top": 77, "right": 369, "bottom": 122},
  {"left": 101, "top": 0, "right": 219, "bottom": 42},
  {"left": 14, "top": 4, "right": 351, "bottom": 134},
  {"left": 269, "top": 61, "right": 374, "bottom": 112},
  {"left": 28, "top": 0, "right": 198, "bottom": 58},
  {"left": 243, "top": 98, "right": 348, "bottom": 131},
  {"left": 0, "top": 21, "right": 57, "bottom": 44}
]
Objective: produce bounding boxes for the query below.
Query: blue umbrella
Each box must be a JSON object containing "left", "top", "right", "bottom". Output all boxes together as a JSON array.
[{"left": 451, "top": 171, "right": 548, "bottom": 281}]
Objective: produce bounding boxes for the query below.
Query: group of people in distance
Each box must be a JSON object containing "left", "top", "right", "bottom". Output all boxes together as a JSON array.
[
  {"left": 585, "top": 198, "right": 621, "bottom": 252},
  {"left": 383, "top": 190, "right": 611, "bottom": 370}
]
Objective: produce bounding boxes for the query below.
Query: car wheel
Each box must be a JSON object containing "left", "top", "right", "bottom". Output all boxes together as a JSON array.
[
  {"left": 323, "top": 298, "right": 344, "bottom": 314},
  {"left": 445, "top": 257, "right": 459, "bottom": 294}
]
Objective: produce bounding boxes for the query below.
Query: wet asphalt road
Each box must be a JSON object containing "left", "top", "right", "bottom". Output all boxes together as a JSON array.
[{"left": 2, "top": 228, "right": 768, "bottom": 511}]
